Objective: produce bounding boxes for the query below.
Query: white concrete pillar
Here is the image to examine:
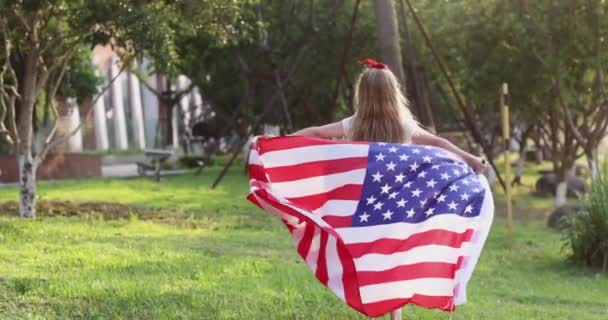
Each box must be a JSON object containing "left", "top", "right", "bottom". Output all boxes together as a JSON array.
[
  {"left": 66, "top": 98, "right": 83, "bottom": 152},
  {"left": 110, "top": 55, "right": 129, "bottom": 150},
  {"left": 140, "top": 58, "right": 159, "bottom": 148},
  {"left": 128, "top": 68, "right": 146, "bottom": 149},
  {"left": 171, "top": 107, "right": 179, "bottom": 148},
  {"left": 169, "top": 76, "right": 190, "bottom": 149},
  {"left": 191, "top": 86, "right": 204, "bottom": 120},
  {"left": 93, "top": 70, "right": 109, "bottom": 150}
]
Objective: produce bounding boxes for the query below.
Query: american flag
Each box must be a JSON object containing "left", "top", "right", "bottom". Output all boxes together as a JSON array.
[{"left": 247, "top": 136, "right": 493, "bottom": 317}]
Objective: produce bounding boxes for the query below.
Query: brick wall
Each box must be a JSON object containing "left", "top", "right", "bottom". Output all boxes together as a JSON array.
[{"left": 0, "top": 154, "right": 101, "bottom": 183}]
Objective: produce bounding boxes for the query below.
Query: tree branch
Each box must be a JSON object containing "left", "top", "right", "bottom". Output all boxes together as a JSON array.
[{"left": 37, "top": 62, "right": 129, "bottom": 160}]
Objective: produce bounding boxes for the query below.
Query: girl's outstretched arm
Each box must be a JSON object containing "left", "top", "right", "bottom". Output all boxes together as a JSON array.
[
  {"left": 291, "top": 122, "right": 344, "bottom": 140},
  {"left": 413, "top": 129, "right": 488, "bottom": 173}
]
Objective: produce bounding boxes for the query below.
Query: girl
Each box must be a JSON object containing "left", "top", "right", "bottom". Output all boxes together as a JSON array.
[
  {"left": 292, "top": 59, "right": 487, "bottom": 320},
  {"left": 293, "top": 58, "right": 488, "bottom": 174}
]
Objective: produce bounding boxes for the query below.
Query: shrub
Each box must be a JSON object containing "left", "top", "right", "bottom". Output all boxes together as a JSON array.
[
  {"left": 177, "top": 155, "right": 214, "bottom": 169},
  {"left": 562, "top": 164, "right": 608, "bottom": 272}
]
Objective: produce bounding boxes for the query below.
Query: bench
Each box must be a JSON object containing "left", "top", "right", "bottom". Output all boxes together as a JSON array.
[{"left": 136, "top": 149, "right": 175, "bottom": 182}]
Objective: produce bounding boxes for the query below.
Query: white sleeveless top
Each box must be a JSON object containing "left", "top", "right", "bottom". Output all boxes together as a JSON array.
[{"left": 340, "top": 115, "right": 420, "bottom": 143}]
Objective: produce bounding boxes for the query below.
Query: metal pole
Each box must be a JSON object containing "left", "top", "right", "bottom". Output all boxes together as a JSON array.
[{"left": 500, "top": 83, "right": 513, "bottom": 245}]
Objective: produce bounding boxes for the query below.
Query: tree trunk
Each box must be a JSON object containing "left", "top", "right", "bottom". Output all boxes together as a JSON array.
[
  {"left": 397, "top": 0, "right": 435, "bottom": 130},
  {"left": 16, "top": 50, "right": 41, "bottom": 218},
  {"left": 586, "top": 149, "right": 599, "bottom": 179},
  {"left": 555, "top": 180, "right": 568, "bottom": 207},
  {"left": 513, "top": 136, "right": 527, "bottom": 186},
  {"left": 18, "top": 155, "right": 38, "bottom": 217},
  {"left": 373, "top": 0, "right": 406, "bottom": 84}
]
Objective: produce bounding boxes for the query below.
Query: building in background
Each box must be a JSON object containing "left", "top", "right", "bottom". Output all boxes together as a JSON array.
[{"left": 53, "top": 45, "right": 206, "bottom": 153}]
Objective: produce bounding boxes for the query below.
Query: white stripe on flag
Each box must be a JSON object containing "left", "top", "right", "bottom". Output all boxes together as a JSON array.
[
  {"left": 360, "top": 278, "right": 454, "bottom": 304},
  {"left": 354, "top": 242, "right": 472, "bottom": 272},
  {"left": 249, "top": 149, "right": 262, "bottom": 165},
  {"left": 336, "top": 214, "right": 481, "bottom": 244},
  {"left": 305, "top": 228, "right": 322, "bottom": 272},
  {"left": 454, "top": 174, "right": 495, "bottom": 305},
  {"left": 270, "top": 168, "right": 366, "bottom": 198},
  {"left": 326, "top": 235, "right": 345, "bottom": 301},
  {"left": 261, "top": 144, "right": 369, "bottom": 168},
  {"left": 313, "top": 200, "right": 359, "bottom": 217}
]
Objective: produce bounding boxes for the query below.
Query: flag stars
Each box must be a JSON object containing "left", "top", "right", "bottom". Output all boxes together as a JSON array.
[
  {"left": 366, "top": 195, "right": 377, "bottom": 205},
  {"left": 437, "top": 194, "right": 447, "bottom": 203},
  {"left": 411, "top": 188, "right": 422, "bottom": 197},
  {"left": 460, "top": 193, "right": 470, "bottom": 201},
  {"left": 394, "top": 172, "right": 405, "bottom": 183},
  {"left": 425, "top": 207, "right": 435, "bottom": 216},
  {"left": 399, "top": 154, "right": 409, "bottom": 161},
  {"left": 396, "top": 198, "right": 407, "bottom": 208},
  {"left": 464, "top": 205, "right": 474, "bottom": 214},
  {"left": 372, "top": 171, "right": 383, "bottom": 182},
  {"left": 375, "top": 153, "right": 386, "bottom": 161},
  {"left": 412, "top": 148, "right": 421, "bottom": 154},
  {"left": 447, "top": 201, "right": 458, "bottom": 210},
  {"left": 373, "top": 201, "right": 384, "bottom": 211},
  {"left": 359, "top": 212, "right": 370, "bottom": 222},
  {"left": 449, "top": 184, "right": 460, "bottom": 192},
  {"left": 388, "top": 146, "right": 398, "bottom": 153},
  {"left": 453, "top": 169, "right": 461, "bottom": 176},
  {"left": 386, "top": 161, "right": 396, "bottom": 171},
  {"left": 426, "top": 179, "right": 437, "bottom": 188},
  {"left": 382, "top": 209, "right": 394, "bottom": 220},
  {"left": 406, "top": 208, "right": 416, "bottom": 218},
  {"left": 403, "top": 181, "right": 413, "bottom": 189},
  {"left": 409, "top": 162, "right": 420, "bottom": 172},
  {"left": 380, "top": 184, "right": 391, "bottom": 194},
  {"left": 440, "top": 172, "right": 450, "bottom": 180},
  {"left": 422, "top": 155, "right": 432, "bottom": 163},
  {"left": 431, "top": 164, "right": 441, "bottom": 170},
  {"left": 417, "top": 171, "right": 428, "bottom": 178},
  {"left": 388, "top": 191, "right": 399, "bottom": 199},
  {"left": 420, "top": 199, "right": 427, "bottom": 208}
]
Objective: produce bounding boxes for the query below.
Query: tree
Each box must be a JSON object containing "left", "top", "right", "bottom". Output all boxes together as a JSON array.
[
  {"left": 0, "top": 0, "right": 180, "bottom": 217},
  {"left": 373, "top": 0, "right": 406, "bottom": 85}
]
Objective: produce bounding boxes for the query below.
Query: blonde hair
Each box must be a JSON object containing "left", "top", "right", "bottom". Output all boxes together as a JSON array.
[{"left": 349, "top": 68, "right": 418, "bottom": 143}]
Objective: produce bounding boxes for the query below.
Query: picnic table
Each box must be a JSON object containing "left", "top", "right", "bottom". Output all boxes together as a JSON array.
[{"left": 136, "top": 149, "right": 174, "bottom": 182}]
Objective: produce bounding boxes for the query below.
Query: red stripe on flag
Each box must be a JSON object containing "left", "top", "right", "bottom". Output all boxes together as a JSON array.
[
  {"left": 297, "top": 223, "right": 316, "bottom": 260},
  {"left": 346, "top": 229, "right": 475, "bottom": 259},
  {"left": 246, "top": 194, "right": 262, "bottom": 209},
  {"left": 363, "top": 295, "right": 455, "bottom": 317},
  {"left": 287, "top": 184, "right": 363, "bottom": 211},
  {"left": 282, "top": 220, "right": 296, "bottom": 233},
  {"left": 316, "top": 232, "right": 329, "bottom": 286},
  {"left": 265, "top": 157, "right": 368, "bottom": 182},
  {"left": 357, "top": 262, "right": 458, "bottom": 287},
  {"left": 248, "top": 164, "right": 268, "bottom": 182},
  {"left": 258, "top": 136, "right": 365, "bottom": 154},
  {"left": 337, "top": 237, "right": 364, "bottom": 314},
  {"left": 321, "top": 215, "right": 353, "bottom": 228}
]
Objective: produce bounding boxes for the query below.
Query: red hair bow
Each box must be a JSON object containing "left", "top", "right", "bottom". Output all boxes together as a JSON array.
[{"left": 359, "top": 58, "right": 387, "bottom": 70}]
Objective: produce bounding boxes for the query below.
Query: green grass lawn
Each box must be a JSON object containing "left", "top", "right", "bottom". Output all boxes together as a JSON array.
[{"left": 1, "top": 165, "right": 607, "bottom": 319}]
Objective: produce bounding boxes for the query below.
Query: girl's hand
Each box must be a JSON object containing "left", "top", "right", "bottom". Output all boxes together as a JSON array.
[{"left": 468, "top": 156, "right": 489, "bottom": 174}]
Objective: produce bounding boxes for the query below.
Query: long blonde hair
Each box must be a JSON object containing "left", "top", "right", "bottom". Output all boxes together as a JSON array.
[{"left": 349, "top": 68, "right": 418, "bottom": 143}]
